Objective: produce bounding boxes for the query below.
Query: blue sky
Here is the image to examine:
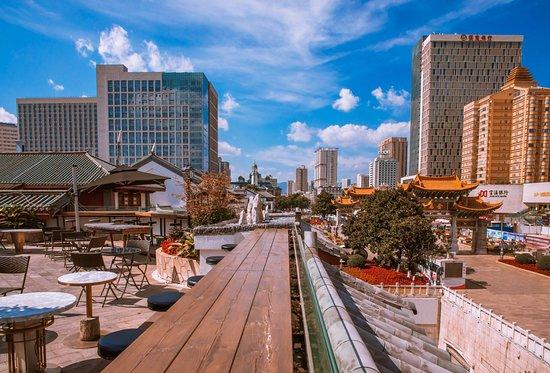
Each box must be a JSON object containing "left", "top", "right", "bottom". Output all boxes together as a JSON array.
[{"left": 1, "top": 0, "right": 549, "bottom": 183}]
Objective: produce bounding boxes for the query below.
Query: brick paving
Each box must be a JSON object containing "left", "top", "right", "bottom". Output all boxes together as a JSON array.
[
  {"left": 0, "top": 244, "right": 184, "bottom": 372},
  {"left": 458, "top": 254, "right": 550, "bottom": 340}
]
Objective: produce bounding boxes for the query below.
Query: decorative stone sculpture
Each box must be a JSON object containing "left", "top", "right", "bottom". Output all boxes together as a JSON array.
[
  {"left": 251, "top": 194, "right": 264, "bottom": 224},
  {"left": 238, "top": 209, "right": 245, "bottom": 225},
  {"left": 246, "top": 196, "right": 254, "bottom": 225}
]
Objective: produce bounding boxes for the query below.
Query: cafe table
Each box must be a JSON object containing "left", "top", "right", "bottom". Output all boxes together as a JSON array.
[
  {"left": 57, "top": 271, "right": 118, "bottom": 348},
  {"left": 0, "top": 229, "right": 43, "bottom": 254},
  {"left": 0, "top": 292, "right": 76, "bottom": 372}
]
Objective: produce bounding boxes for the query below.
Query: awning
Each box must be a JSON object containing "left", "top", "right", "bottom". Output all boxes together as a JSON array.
[
  {"left": 82, "top": 165, "right": 168, "bottom": 191},
  {"left": 0, "top": 190, "right": 70, "bottom": 213}
]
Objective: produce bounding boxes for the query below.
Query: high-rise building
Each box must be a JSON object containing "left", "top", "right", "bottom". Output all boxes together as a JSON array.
[
  {"left": 295, "top": 165, "right": 308, "bottom": 192},
  {"left": 356, "top": 173, "right": 369, "bottom": 188},
  {"left": 0, "top": 122, "right": 18, "bottom": 152},
  {"left": 219, "top": 157, "right": 231, "bottom": 180},
  {"left": 287, "top": 180, "right": 294, "bottom": 195},
  {"left": 96, "top": 64, "right": 218, "bottom": 172},
  {"left": 409, "top": 34, "right": 523, "bottom": 176},
  {"left": 379, "top": 137, "right": 407, "bottom": 182},
  {"left": 16, "top": 97, "right": 98, "bottom": 154},
  {"left": 314, "top": 147, "right": 338, "bottom": 190},
  {"left": 341, "top": 178, "right": 351, "bottom": 189},
  {"left": 461, "top": 67, "right": 550, "bottom": 184},
  {"left": 369, "top": 155, "right": 398, "bottom": 188}
]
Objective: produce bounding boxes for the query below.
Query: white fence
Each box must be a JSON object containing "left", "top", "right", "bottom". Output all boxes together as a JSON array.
[{"left": 442, "top": 287, "right": 550, "bottom": 365}]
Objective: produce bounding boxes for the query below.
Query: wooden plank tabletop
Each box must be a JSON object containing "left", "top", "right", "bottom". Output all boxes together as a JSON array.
[{"left": 104, "top": 228, "right": 292, "bottom": 373}]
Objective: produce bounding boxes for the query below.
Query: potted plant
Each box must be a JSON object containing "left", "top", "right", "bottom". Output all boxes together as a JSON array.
[{"left": 156, "top": 230, "right": 199, "bottom": 284}]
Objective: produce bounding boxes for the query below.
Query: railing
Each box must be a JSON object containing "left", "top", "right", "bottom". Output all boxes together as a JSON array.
[
  {"left": 376, "top": 284, "right": 444, "bottom": 297},
  {"left": 442, "top": 287, "right": 550, "bottom": 365}
]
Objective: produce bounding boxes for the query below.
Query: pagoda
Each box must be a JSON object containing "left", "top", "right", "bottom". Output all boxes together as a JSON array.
[
  {"left": 333, "top": 186, "right": 375, "bottom": 210},
  {"left": 402, "top": 175, "right": 502, "bottom": 253}
]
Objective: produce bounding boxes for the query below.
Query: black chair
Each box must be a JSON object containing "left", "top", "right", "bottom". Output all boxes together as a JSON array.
[
  {"left": 186, "top": 275, "right": 204, "bottom": 287},
  {"left": 0, "top": 256, "right": 30, "bottom": 296},
  {"left": 147, "top": 291, "right": 182, "bottom": 312},
  {"left": 205, "top": 256, "right": 225, "bottom": 265},
  {"left": 221, "top": 244, "right": 237, "bottom": 252},
  {"left": 115, "top": 239, "right": 152, "bottom": 291},
  {"left": 98, "top": 328, "right": 144, "bottom": 360},
  {"left": 70, "top": 252, "right": 117, "bottom": 307}
]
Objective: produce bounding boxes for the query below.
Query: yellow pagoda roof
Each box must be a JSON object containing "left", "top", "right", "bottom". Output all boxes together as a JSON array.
[
  {"left": 345, "top": 186, "right": 375, "bottom": 197},
  {"left": 404, "top": 174, "right": 479, "bottom": 192},
  {"left": 333, "top": 196, "right": 360, "bottom": 207},
  {"left": 454, "top": 196, "right": 502, "bottom": 213}
]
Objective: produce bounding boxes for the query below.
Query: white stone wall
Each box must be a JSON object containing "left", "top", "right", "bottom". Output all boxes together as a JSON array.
[{"left": 439, "top": 292, "right": 550, "bottom": 372}]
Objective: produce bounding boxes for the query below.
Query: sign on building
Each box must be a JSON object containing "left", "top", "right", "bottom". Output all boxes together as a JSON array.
[
  {"left": 469, "top": 185, "right": 526, "bottom": 214},
  {"left": 522, "top": 182, "right": 550, "bottom": 205}
]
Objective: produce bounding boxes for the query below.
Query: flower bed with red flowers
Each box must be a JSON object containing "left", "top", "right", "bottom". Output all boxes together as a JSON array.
[
  {"left": 499, "top": 259, "right": 550, "bottom": 277},
  {"left": 160, "top": 238, "right": 178, "bottom": 255},
  {"left": 343, "top": 262, "right": 428, "bottom": 285}
]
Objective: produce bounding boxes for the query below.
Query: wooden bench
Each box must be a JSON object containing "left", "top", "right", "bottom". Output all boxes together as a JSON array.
[{"left": 104, "top": 228, "right": 292, "bottom": 372}]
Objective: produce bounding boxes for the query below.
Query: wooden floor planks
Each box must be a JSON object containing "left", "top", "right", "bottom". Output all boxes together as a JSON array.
[{"left": 104, "top": 228, "right": 292, "bottom": 373}]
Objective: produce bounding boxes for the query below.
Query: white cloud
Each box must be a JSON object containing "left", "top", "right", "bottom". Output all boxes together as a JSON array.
[
  {"left": 0, "top": 107, "right": 17, "bottom": 123},
  {"left": 219, "top": 141, "right": 241, "bottom": 156},
  {"left": 218, "top": 117, "right": 229, "bottom": 131},
  {"left": 371, "top": 86, "right": 410, "bottom": 110},
  {"left": 221, "top": 93, "right": 239, "bottom": 115},
  {"left": 317, "top": 121, "right": 410, "bottom": 148},
  {"left": 287, "top": 121, "right": 316, "bottom": 142},
  {"left": 75, "top": 38, "right": 94, "bottom": 57},
  {"left": 47, "top": 78, "right": 64, "bottom": 91},
  {"left": 145, "top": 41, "right": 193, "bottom": 72},
  {"left": 332, "top": 88, "right": 359, "bottom": 112},
  {"left": 96, "top": 25, "right": 193, "bottom": 72},
  {"left": 89, "top": 60, "right": 97, "bottom": 68},
  {"left": 256, "top": 145, "right": 314, "bottom": 168}
]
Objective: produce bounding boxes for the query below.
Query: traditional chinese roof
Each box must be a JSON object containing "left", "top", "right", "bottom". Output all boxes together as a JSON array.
[
  {"left": 333, "top": 195, "right": 360, "bottom": 207},
  {"left": 454, "top": 196, "right": 502, "bottom": 216},
  {"left": 0, "top": 190, "right": 70, "bottom": 214},
  {"left": 402, "top": 175, "right": 478, "bottom": 197},
  {"left": 501, "top": 66, "right": 537, "bottom": 90},
  {"left": 345, "top": 186, "right": 375, "bottom": 197}
]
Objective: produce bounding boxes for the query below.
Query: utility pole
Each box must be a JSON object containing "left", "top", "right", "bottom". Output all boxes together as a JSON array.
[{"left": 71, "top": 164, "right": 80, "bottom": 232}]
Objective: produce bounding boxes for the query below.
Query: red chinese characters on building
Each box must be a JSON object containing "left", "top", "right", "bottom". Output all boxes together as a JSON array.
[{"left": 460, "top": 34, "right": 493, "bottom": 41}]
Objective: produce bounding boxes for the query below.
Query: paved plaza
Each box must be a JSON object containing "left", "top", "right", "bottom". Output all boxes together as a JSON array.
[
  {"left": 0, "top": 245, "right": 182, "bottom": 372},
  {"left": 459, "top": 254, "right": 550, "bottom": 340}
]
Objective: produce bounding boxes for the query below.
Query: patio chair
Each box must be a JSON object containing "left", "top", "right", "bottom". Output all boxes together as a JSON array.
[
  {"left": 82, "top": 236, "right": 107, "bottom": 252},
  {"left": 0, "top": 233, "right": 7, "bottom": 251},
  {"left": 61, "top": 231, "right": 90, "bottom": 269},
  {"left": 120, "top": 239, "right": 152, "bottom": 289},
  {"left": 48, "top": 229, "right": 71, "bottom": 261},
  {"left": 38, "top": 227, "right": 61, "bottom": 257},
  {"left": 70, "top": 252, "right": 117, "bottom": 307},
  {"left": 0, "top": 255, "right": 30, "bottom": 296}
]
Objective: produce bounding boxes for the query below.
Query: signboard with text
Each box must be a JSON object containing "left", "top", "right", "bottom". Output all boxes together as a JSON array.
[
  {"left": 469, "top": 184, "right": 525, "bottom": 214},
  {"left": 522, "top": 182, "right": 550, "bottom": 204}
]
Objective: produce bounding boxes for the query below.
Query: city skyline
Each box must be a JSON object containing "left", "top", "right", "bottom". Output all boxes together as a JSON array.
[{"left": 1, "top": 1, "right": 550, "bottom": 180}]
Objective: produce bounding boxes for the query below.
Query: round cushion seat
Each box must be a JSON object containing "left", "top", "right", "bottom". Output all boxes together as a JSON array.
[
  {"left": 206, "top": 256, "right": 225, "bottom": 265},
  {"left": 147, "top": 291, "right": 183, "bottom": 312},
  {"left": 98, "top": 328, "right": 144, "bottom": 360},
  {"left": 187, "top": 275, "right": 204, "bottom": 287},
  {"left": 221, "top": 243, "right": 237, "bottom": 251}
]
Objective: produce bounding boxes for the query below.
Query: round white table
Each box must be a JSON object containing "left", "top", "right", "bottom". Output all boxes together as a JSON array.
[
  {"left": 0, "top": 229, "right": 43, "bottom": 254},
  {"left": 58, "top": 271, "right": 117, "bottom": 347},
  {"left": 0, "top": 292, "right": 76, "bottom": 372}
]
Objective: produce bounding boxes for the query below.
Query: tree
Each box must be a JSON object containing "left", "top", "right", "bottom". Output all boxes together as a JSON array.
[
  {"left": 312, "top": 190, "right": 336, "bottom": 218},
  {"left": 184, "top": 173, "right": 236, "bottom": 227},
  {"left": 274, "top": 193, "right": 310, "bottom": 211},
  {"left": 342, "top": 189, "right": 441, "bottom": 272}
]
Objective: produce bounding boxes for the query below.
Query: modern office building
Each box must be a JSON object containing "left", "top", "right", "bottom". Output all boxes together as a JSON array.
[
  {"left": 287, "top": 180, "right": 294, "bottom": 195},
  {"left": 295, "top": 165, "right": 308, "bottom": 192},
  {"left": 16, "top": 97, "right": 98, "bottom": 154},
  {"left": 0, "top": 122, "right": 18, "bottom": 152},
  {"left": 96, "top": 64, "right": 218, "bottom": 172},
  {"left": 379, "top": 137, "right": 407, "bottom": 183},
  {"left": 341, "top": 178, "right": 351, "bottom": 189},
  {"left": 461, "top": 67, "right": 550, "bottom": 184},
  {"left": 356, "top": 173, "right": 369, "bottom": 188},
  {"left": 409, "top": 34, "right": 523, "bottom": 176},
  {"left": 314, "top": 147, "right": 338, "bottom": 190},
  {"left": 369, "top": 155, "right": 398, "bottom": 188},
  {"left": 219, "top": 157, "right": 231, "bottom": 180}
]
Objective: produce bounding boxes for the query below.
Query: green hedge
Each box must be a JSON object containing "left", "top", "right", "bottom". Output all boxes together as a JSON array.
[
  {"left": 536, "top": 255, "right": 550, "bottom": 270},
  {"left": 347, "top": 254, "right": 367, "bottom": 268},
  {"left": 515, "top": 253, "right": 536, "bottom": 264}
]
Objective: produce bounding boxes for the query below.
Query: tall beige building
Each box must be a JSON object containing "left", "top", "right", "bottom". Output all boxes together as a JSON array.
[
  {"left": 287, "top": 180, "right": 294, "bottom": 195},
  {"left": 461, "top": 67, "right": 550, "bottom": 184},
  {"left": 295, "top": 165, "right": 308, "bottom": 192},
  {"left": 379, "top": 137, "right": 407, "bottom": 183},
  {"left": 0, "top": 122, "right": 18, "bottom": 152},
  {"left": 16, "top": 97, "right": 98, "bottom": 154},
  {"left": 409, "top": 34, "right": 523, "bottom": 176},
  {"left": 314, "top": 148, "right": 338, "bottom": 190},
  {"left": 356, "top": 173, "right": 369, "bottom": 188}
]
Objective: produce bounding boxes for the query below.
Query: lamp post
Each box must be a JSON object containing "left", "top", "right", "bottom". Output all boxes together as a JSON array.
[{"left": 71, "top": 165, "right": 80, "bottom": 232}]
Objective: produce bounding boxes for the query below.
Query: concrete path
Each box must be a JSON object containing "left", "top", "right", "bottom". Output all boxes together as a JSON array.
[{"left": 458, "top": 254, "right": 550, "bottom": 340}]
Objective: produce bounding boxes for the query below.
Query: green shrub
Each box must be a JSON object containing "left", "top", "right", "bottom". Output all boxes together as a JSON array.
[
  {"left": 536, "top": 255, "right": 550, "bottom": 270},
  {"left": 347, "top": 254, "right": 367, "bottom": 268},
  {"left": 515, "top": 253, "right": 536, "bottom": 264},
  {"left": 0, "top": 205, "right": 44, "bottom": 229}
]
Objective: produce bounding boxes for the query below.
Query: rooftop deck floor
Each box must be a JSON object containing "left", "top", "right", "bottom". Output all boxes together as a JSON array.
[
  {"left": 104, "top": 228, "right": 293, "bottom": 373},
  {"left": 0, "top": 244, "right": 179, "bottom": 372},
  {"left": 459, "top": 254, "right": 550, "bottom": 340}
]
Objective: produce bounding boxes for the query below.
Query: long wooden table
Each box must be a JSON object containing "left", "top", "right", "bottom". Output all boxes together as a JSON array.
[{"left": 104, "top": 228, "right": 292, "bottom": 372}]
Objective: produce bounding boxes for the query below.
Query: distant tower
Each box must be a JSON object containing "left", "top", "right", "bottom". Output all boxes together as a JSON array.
[{"left": 250, "top": 162, "right": 260, "bottom": 186}]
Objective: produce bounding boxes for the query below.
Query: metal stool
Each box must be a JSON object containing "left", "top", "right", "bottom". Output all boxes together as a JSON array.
[
  {"left": 221, "top": 244, "right": 237, "bottom": 252},
  {"left": 205, "top": 256, "right": 224, "bottom": 265},
  {"left": 147, "top": 291, "right": 183, "bottom": 312},
  {"left": 186, "top": 275, "right": 204, "bottom": 287},
  {"left": 98, "top": 329, "right": 144, "bottom": 360}
]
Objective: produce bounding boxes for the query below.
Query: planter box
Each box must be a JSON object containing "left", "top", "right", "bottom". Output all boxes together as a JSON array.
[{"left": 155, "top": 248, "right": 199, "bottom": 284}]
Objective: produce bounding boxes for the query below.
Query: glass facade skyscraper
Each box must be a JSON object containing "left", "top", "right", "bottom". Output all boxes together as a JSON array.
[{"left": 97, "top": 65, "right": 218, "bottom": 172}]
